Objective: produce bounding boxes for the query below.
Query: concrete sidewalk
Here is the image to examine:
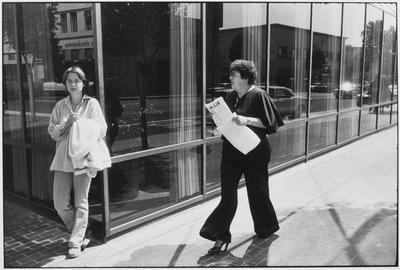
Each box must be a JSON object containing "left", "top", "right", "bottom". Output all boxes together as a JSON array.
[{"left": 5, "top": 126, "right": 398, "bottom": 267}]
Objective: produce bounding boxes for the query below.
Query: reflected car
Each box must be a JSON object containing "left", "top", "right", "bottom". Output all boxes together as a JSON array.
[
  {"left": 43, "top": 81, "right": 66, "bottom": 92},
  {"left": 268, "top": 86, "right": 306, "bottom": 120},
  {"left": 334, "top": 82, "right": 360, "bottom": 99},
  {"left": 43, "top": 81, "right": 95, "bottom": 97},
  {"left": 207, "top": 84, "right": 306, "bottom": 120},
  {"left": 388, "top": 84, "right": 398, "bottom": 101},
  {"left": 356, "top": 91, "right": 371, "bottom": 106},
  {"left": 310, "top": 83, "right": 330, "bottom": 93},
  {"left": 207, "top": 83, "right": 233, "bottom": 98}
]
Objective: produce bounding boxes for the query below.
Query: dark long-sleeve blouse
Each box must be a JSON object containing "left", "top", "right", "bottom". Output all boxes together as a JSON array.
[{"left": 225, "top": 87, "right": 284, "bottom": 140}]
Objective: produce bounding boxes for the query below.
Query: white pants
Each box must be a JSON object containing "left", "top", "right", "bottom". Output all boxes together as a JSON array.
[{"left": 53, "top": 171, "right": 91, "bottom": 248}]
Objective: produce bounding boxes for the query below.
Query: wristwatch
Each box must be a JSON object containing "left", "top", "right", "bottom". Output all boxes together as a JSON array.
[{"left": 246, "top": 117, "right": 250, "bottom": 125}]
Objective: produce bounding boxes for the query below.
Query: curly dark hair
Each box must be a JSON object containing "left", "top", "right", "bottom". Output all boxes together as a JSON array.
[
  {"left": 229, "top": 59, "right": 257, "bottom": 85},
  {"left": 62, "top": 66, "right": 89, "bottom": 95}
]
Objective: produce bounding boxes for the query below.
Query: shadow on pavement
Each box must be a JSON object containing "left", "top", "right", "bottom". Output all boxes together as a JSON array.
[
  {"left": 197, "top": 234, "right": 280, "bottom": 267},
  {"left": 326, "top": 207, "right": 396, "bottom": 265}
]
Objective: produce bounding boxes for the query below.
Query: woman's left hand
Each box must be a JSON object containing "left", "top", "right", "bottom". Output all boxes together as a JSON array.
[{"left": 232, "top": 114, "right": 249, "bottom": 126}]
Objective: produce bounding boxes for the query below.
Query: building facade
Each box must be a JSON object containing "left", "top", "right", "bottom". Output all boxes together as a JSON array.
[{"left": 2, "top": 2, "right": 398, "bottom": 240}]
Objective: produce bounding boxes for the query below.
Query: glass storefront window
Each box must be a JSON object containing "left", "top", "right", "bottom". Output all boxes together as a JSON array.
[
  {"left": 109, "top": 147, "right": 202, "bottom": 223},
  {"left": 380, "top": 11, "right": 396, "bottom": 103},
  {"left": 340, "top": 4, "right": 365, "bottom": 110},
  {"left": 269, "top": 3, "right": 310, "bottom": 121},
  {"left": 3, "top": 4, "right": 29, "bottom": 197},
  {"left": 378, "top": 105, "right": 391, "bottom": 127},
  {"left": 310, "top": 4, "right": 341, "bottom": 115},
  {"left": 2, "top": 2, "right": 398, "bottom": 238},
  {"left": 308, "top": 115, "right": 337, "bottom": 153},
  {"left": 12, "top": 3, "right": 97, "bottom": 204},
  {"left": 269, "top": 122, "right": 306, "bottom": 167},
  {"left": 206, "top": 3, "right": 267, "bottom": 136},
  {"left": 102, "top": 3, "right": 202, "bottom": 155},
  {"left": 3, "top": 4, "right": 23, "bottom": 143},
  {"left": 84, "top": 10, "right": 92, "bottom": 31},
  {"left": 60, "top": 13, "right": 67, "bottom": 33},
  {"left": 391, "top": 104, "right": 397, "bottom": 124},
  {"left": 393, "top": 55, "right": 398, "bottom": 102},
  {"left": 206, "top": 142, "right": 222, "bottom": 191},
  {"left": 360, "top": 107, "right": 377, "bottom": 134},
  {"left": 70, "top": 12, "right": 78, "bottom": 32},
  {"left": 363, "top": 5, "right": 383, "bottom": 106},
  {"left": 338, "top": 111, "right": 359, "bottom": 143}
]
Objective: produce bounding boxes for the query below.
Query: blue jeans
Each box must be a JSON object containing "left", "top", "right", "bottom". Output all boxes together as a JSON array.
[{"left": 53, "top": 171, "right": 92, "bottom": 248}]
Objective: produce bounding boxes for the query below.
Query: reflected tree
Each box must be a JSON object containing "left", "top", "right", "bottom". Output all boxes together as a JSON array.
[
  {"left": 362, "top": 19, "right": 383, "bottom": 81},
  {"left": 3, "top": 4, "right": 62, "bottom": 116},
  {"left": 102, "top": 3, "right": 170, "bottom": 150}
]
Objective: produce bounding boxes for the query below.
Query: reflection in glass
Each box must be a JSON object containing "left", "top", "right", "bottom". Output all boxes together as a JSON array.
[
  {"left": 269, "top": 4, "right": 309, "bottom": 121},
  {"left": 109, "top": 147, "right": 202, "bottom": 222},
  {"left": 363, "top": 5, "right": 383, "bottom": 106},
  {"left": 206, "top": 142, "right": 222, "bottom": 191},
  {"left": 339, "top": 4, "right": 365, "bottom": 110},
  {"left": 378, "top": 105, "right": 391, "bottom": 127},
  {"left": 269, "top": 122, "right": 306, "bottom": 166},
  {"left": 70, "top": 12, "right": 78, "bottom": 32},
  {"left": 338, "top": 111, "right": 359, "bottom": 143},
  {"left": 3, "top": 4, "right": 23, "bottom": 142},
  {"left": 309, "top": 116, "right": 337, "bottom": 153},
  {"left": 360, "top": 107, "right": 377, "bottom": 134},
  {"left": 206, "top": 3, "right": 267, "bottom": 136},
  {"left": 102, "top": 3, "right": 202, "bottom": 154},
  {"left": 310, "top": 4, "right": 341, "bottom": 115},
  {"left": 15, "top": 3, "right": 97, "bottom": 203},
  {"left": 380, "top": 12, "right": 396, "bottom": 103},
  {"left": 394, "top": 55, "right": 398, "bottom": 102},
  {"left": 61, "top": 13, "right": 67, "bottom": 33},
  {"left": 391, "top": 104, "right": 397, "bottom": 124},
  {"left": 3, "top": 4, "right": 29, "bottom": 197}
]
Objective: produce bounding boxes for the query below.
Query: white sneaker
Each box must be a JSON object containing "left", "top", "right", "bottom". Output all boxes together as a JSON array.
[
  {"left": 81, "top": 238, "right": 90, "bottom": 250},
  {"left": 68, "top": 246, "right": 81, "bottom": 259}
]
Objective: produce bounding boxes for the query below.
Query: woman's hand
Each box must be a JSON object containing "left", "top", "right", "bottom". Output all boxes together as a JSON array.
[
  {"left": 232, "top": 113, "right": 249, "bottom": 126},
  {"left": 62, "top": 113, "right": 78, "bottom": 134}
]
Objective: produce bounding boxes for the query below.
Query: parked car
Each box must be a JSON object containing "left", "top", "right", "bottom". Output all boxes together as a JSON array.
[
  {"left": 268, "top": 86, "right": 307, "bottom": 119},
  {"left": 206, "top": 83, "right": 233, "bottom": 99},
  {"left": 310, "top": 83, "right": 330, "bottom": 93},
  {"left": 207, "top": 83, "right": 306, "bottom": 120},
  {"left": 388, "top": 84, "right": 398, "bottom": 101},
  {"left": 334, "top": 82, "right": 360, "bottom": 99}
]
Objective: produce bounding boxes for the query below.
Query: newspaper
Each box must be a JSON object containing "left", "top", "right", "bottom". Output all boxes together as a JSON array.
[{"left": 205, "top": 97, "right": 260, "bottom": 155}]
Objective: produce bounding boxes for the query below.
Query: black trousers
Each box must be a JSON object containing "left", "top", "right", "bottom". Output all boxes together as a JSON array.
[{"left": 200, "top": 138, "right": 279, "bottom": 243}]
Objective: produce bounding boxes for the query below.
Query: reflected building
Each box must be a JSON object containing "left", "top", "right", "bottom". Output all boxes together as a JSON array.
[
  {"left": 2, "top": 2, "right": 397, "bottom": 241},
  {"left": 55, "top": 4, "right": 95, "bottom": 79}
]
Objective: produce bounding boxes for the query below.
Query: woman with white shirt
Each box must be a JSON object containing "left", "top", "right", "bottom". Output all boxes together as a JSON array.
[{"left": 48, "top": 66, "right": 107, "bottom": 258}]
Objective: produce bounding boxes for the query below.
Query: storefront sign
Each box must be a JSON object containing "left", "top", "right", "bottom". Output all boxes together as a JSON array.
[{"left": 59, "top": 37, "right": 94, "bottom": 50}]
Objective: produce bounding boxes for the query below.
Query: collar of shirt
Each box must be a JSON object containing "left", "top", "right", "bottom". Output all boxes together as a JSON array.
[
  {"left": 235, "top": 85, "right": 256, "bottom": 107},
  {"left": 66, "top": 95, "right": 90, "bottom": 113}
]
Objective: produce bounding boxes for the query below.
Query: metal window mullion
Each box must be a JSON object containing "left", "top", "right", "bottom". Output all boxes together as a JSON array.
[
  {"left": 93, "top": 3, "right": 110, "bottom": 240},
  {"left": 306, "top": 3, "right": 314, "bottom": 162},
  {"left": 266, "top": 3, "right": 270, "bottom": 93},
  {"left": 202, "top": 3, "right": 207, "bottom": 198},
  {"left": 14, "top": 3, "right": 32, "bottom": 200},
  {"left": 390, "top": 9, "right": 398, "bottom": 124},
  {"left": 336, "top": 3, "right": 344, "bottom": 145},
  {"left": 376, "top": 10, "right": 385, "bottom": 129},
  {"left": 359, "top": 4, "right": 368, "bottom": 137}
]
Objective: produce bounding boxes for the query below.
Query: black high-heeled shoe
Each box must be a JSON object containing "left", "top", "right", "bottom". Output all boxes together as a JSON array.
[{"left": 207, "top": 241, "right": 229, "bottom": 255}]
